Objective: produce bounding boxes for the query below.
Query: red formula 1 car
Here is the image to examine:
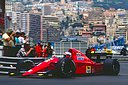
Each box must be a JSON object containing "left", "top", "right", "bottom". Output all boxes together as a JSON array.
[{"left": 12, "top": 48, "right": 120, "bottom": 77}]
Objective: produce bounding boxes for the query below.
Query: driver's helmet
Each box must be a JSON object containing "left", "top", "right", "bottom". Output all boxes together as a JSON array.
[{"left": 64, "top": 52, "right": 72, "bottom": 58}]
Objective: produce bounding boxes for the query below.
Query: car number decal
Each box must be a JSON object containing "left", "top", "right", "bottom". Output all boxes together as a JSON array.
[{"left": 86, "top": 66, "right": 91, "bottom": 73}]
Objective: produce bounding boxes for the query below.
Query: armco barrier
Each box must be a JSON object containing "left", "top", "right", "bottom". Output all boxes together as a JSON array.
[
  {"left": 112, "top": 55, "right": 128, "bottom": 61},
  {"left": 0, "top": 47, "right": 45, "bottom": 75},
  {"left": 0, "top": 56, "right": 45, "bottom": 75},
  {"left": 0, "top": 46, "right": 128, "bottom": 75}
]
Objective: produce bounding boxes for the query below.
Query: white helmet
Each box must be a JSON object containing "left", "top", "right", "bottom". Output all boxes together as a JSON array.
[{"left": 64, "top": 52, "right": 71, "bottom": 58}]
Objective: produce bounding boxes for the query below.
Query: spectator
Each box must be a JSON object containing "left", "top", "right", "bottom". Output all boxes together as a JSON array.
[
  {"left": 35, "top": 42, "right": 43, "bottom": 57},
  {"left": 18, "top": 32, "right": 26, "bottom": 45},
  {"left": 14, "top": 32, "right": 20, "bottom": 46},
  {"left": 42, "top": 45, "right": 48, "bottom": 58},
  {"left": 17, "top": 43, "right": 34, "bottom": 57},
  {"left": 24, "top": 35, "right": 29, "bottom": 44},
  {"left": 2, "top": 29, "right": 15, "bottom": 47},
  {"left": 46, "top": 42, "right": 53, "bottom": 58}
]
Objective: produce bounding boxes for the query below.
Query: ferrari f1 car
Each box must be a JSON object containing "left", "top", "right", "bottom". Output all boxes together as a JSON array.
[{"left": 9, "top": 48, "right": 120, "bottom": 77}]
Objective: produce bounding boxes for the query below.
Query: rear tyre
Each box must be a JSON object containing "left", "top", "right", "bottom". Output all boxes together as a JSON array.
[
  {"left": 104, "top": 59, "right": 120, "bottom": 75},
  {"left": 55, "top": 58, "right": 76, "bottom": 78}
]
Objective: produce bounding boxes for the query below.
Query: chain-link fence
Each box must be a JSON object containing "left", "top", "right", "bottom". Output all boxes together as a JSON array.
[{"left": 54, "top": 42, "right": 88, "bottom": 55}]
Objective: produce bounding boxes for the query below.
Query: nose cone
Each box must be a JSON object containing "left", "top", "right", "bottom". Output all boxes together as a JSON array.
[
  {"left": 22, "top": 69, "right": 33, "bottom": 76},
  {"left": 22, "top": 57, "right": 60, "bottom": 76}
]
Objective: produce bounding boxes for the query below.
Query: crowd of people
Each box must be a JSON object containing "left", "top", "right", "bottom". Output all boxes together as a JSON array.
[
  {"left": 1, "top": 29, "right": 53, "bottom": 58},
  {"left": 17, "top": 42, "right": 53, "bottom": 58},
  {"left": 34, "top": 42, "right": 53, "bottom": 58},
  {"left": 1, "top": 29, "right": 27, "bottom": 47}
]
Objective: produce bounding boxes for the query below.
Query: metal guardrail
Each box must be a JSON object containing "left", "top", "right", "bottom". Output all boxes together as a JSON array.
[
  {"left": 0, "top": 57, "right": 45, "bottom": 75},
  {"left": 112, "top": 56, "right": 128, "bottom": 61},
  {"left": 0, "top": 46, "right": 45, "bottom": 75}
]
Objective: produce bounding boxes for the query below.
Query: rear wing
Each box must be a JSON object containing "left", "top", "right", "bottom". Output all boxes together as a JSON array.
[{"left": 90, "top": 53, "right": 113, "bottom": 63}]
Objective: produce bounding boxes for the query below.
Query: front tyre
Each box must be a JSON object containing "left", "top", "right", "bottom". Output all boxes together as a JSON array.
[{"left": 56, "top": 58, "right": 76, "bottom": 78}]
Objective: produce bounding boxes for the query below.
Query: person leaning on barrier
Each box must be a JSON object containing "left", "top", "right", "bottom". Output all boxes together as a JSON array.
[
  {"left": 35, "top": 42, "right": 43, "bottom": 57},
  {"left": 46, "top": 42, "right": 53, "bottom": 58},
  {"left": 17, "top": 43, "right": 34, "bottom": 57},
  {"left": 42, "top": 45, "right": 48, "bottom": 58}
]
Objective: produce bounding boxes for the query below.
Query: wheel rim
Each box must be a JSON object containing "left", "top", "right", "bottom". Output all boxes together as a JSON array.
[
  {"left": 58, "top": 58, "right": 76, "bottom": 77},
  {"left": 61, "top": 60, "right": 73, "bottom": 75}
]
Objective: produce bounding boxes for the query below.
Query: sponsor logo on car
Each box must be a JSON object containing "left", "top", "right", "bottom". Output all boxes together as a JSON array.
[{"left": 86, "top": 66, "right": 91, "bottom": 73}]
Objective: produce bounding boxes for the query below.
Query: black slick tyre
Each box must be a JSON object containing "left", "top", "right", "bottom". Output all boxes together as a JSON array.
[
  {"left": 104, "top": 59, "right": 120, "bottom": 75},
  {"left": 55, "top": 58, "right": 76, "bottom": 78}
]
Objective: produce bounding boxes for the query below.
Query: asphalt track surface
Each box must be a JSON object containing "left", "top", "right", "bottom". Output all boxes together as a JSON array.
[{"left": 0, "top": 62, "right": 128, "bottom": 85}]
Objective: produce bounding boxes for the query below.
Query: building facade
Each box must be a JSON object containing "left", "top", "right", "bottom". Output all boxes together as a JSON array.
[
  {"left": 21, "top": 13, "right": 41, "bottom": 41},
  {"left": 29, "top": 13, "right": 41, "bottom": 42},
  {"left": 41, "top": 15, "right": 61, "bottom": 42},
  {"left": 0, "top": 0, "right": 5, "bottom": 32}
]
